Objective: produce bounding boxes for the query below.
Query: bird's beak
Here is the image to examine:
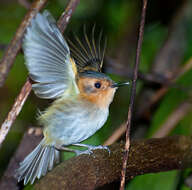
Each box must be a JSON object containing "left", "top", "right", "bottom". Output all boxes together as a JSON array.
[{"left": 111, "top": 81, "right": 129, "bottom": 88}]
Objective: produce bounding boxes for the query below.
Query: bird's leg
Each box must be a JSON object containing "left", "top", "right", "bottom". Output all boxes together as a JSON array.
[
  {"left": 55, "top": 144, "right": 110, "bottom": 156},
  {"left": 72, "top": 143, "right": 110, "bottom": 155},
  {"left": 55, "top": 145, "right": 74, "bottom": 152},
  {"left": 55, "top": 145, "right": 82, "bottom": 155}
]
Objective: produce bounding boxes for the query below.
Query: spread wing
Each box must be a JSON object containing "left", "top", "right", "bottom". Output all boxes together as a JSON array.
[{"left": 23, "top": 10, "right": 79, "bottom": 99}]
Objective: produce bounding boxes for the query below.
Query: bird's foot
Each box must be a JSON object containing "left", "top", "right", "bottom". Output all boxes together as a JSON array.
[
  {"left": 55, "top": 145, "right": 93, "bottom": 156},
  {"left": 57, "top": 144, "right": 111, "bottom": 156},
  {"left": 73, "top": 144, "right": 110, "bottom": 156},
  {"left": 86, "top": 145, "right": 110, "bottom": 154},
  {"left": 74, "top": 149, "right": 93, "bottom": 156}
]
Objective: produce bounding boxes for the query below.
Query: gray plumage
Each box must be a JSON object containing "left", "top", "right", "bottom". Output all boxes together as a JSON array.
[
  {"left": 16, "top": 139, "right": 60, "bottom": 185},
  {"left": 23, "top": 10, "right": 78, "bottom": 99},
  {"left": 41, "top": 98, "right": 109, "bottom": 146}
]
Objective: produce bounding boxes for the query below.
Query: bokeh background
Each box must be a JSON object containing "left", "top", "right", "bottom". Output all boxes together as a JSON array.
[{"left": 0, "top": 0, "right": 192, "bottom": 189}]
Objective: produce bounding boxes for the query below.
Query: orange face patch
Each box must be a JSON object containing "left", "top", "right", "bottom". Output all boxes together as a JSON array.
[{"left": 78, "top": 77, "right": 116, "bottom": 108}]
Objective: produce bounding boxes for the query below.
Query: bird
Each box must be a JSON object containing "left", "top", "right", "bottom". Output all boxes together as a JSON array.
[{"left": 15, "top": 10, "right": 129, "bottom": 185}]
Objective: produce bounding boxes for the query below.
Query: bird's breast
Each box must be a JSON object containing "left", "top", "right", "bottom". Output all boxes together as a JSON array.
[{"left": 41, "top": 98, "right": 109, "bottom": 146}]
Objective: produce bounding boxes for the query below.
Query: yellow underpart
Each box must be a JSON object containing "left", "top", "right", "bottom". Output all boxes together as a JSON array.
[
  {"left": 70, "top": 57, "right": 78, "bottom": 76},
  {"left": 43, "top": 129, "right": 53, "bottom": 145}
]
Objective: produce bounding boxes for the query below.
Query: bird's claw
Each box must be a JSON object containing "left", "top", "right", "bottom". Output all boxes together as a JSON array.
[{"left": 88, "top": 145, "right": 110, "bottom": 153}]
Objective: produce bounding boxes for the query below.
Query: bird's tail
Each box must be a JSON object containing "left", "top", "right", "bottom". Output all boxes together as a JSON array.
[{"left": 15, "top": 138, "right": 60, "bottom": 185}]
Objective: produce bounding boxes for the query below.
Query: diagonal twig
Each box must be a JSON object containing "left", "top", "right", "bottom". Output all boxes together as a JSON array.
[
  {"left": 119, "top": 0, "right": 148, "bottom": 189},
  {"left": 137, "top": 57, "right": 192, "bottom": 118},
  {"left": 153, "top": 101, "right": 192, "bottom": 138},
  {"left": 0, "top": 79, "right": 31, "bottom": 148},
  {"left": 103, "top": 122, "right": 126, "bottom": 146},
  {"left": 57, "top": 0, "right": 80, "bottom": 34},
  {"left": 0, "top": 0, "right": 47, "bottom": 87}
]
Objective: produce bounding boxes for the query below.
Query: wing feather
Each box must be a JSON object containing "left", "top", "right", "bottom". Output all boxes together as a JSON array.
[{"left": 23, "top": 10, "right": 79, "bottom": 99}]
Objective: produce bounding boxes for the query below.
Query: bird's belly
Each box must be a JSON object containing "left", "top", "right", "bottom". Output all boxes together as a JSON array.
[{"left": 43, "top": 105, "right": 108, "bottom": 146}]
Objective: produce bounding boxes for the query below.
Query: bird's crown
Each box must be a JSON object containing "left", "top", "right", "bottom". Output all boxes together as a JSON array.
[{"left": 68, "top": 25, "right": 106, "bottom": 73}]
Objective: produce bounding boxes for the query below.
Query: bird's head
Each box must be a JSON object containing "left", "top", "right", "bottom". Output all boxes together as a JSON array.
[{"left": 77, "top": 70, "right": 129, "bottom": 108}]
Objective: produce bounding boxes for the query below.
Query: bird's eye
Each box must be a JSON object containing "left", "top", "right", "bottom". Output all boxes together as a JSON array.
[{"left": 94, "top": 82, "right": 101, "bottom": 89}]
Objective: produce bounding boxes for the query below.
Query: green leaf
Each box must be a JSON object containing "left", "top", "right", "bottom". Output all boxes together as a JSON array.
[{"left": 126, "top": 171, "right": 178, "bottom": 190}]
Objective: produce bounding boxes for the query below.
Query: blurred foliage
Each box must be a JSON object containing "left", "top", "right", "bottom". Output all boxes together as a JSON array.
[
  {"left": 0, "top": 0, "right": 192, "bottom": 190},
  {"left": 126, "top": 171, "right": 178, "bottom": 190}
]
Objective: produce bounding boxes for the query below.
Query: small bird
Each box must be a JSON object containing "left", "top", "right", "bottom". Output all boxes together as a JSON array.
[{"left": 16, "top": 10, "right": 129, "bottom": 185}]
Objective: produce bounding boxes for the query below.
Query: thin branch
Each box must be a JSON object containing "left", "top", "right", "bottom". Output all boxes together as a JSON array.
[
  {"left": 119, "top": 0, "right": 148, "bottom": 189},
  {"left": 176, "top": 57, "right": 192, "bottom": 78},
  {"left": 0, "top": 79, "right": 32, "bottom": 148},
  {"left": 106, "top": 56, "right": 192, "bottom": 89},
  {"left": 105, "top": 57, "right": 167, "bottom": 85},
  {"left": 137, "top": 57, "right": 192, "bottom": 118},
  {"left": 35, "top": 135, "right": 192, "bottom": 190},
  {"left": 151, "top": 1, "right": 188, "bottom": 77},
  {"left": 0, "top": 0, "right": 47, "bottom": 87},
  {"left": 57, "top": 0, "right": 80, "bottom": 34},
  {"left": 103, "top": 122, "right": 126, "bottom": 146},
  {"left": 153, "top": 101, "right": 192, "bottom": 138}
]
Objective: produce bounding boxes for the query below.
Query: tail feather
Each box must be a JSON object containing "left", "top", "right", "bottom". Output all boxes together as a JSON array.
[
  {"left": 48, "top": 148, "right": 54, "bottom": 170},
  {"left": 37, "top": 147, "right": 50, "bottom": 177},
  {"left": 25, "top": 146, "right": 46, "bottom": 184},
  {"left": 16, "top": 139, "right": 60, "bottom": 185}
]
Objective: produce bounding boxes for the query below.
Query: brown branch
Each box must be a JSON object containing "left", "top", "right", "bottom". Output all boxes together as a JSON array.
[
  {"left": 35, "top": 135, "right": 192, "bottom": 190},
  {"left": 153, "top": 101, "right": 192, "bottom": 138},
  {"left": 103, "top": 122, "right": 126, "bottom": 146},
  {"left": 137, "top": 57, "right": 192, "bottom": 119},
  {"left": 57, "top": 0, "right": 80, "bottom": 34},
  {"left": 0, "top": 127, "right": 43, "bottom": 190},
  {"left": 0, "top": 79, "right": 31, "bottom": 148},
  {"left": 151, "top": 2, "right": 188, "bottom": 78},
  {"left": 0, "top": 0, "right": 47, "bottom": 87},
  {"left": 120, "top": 0, "right": 148, "bottom": 189},
  {"left": 105, "top": 57, "right": 167, "bottom": 85}
]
